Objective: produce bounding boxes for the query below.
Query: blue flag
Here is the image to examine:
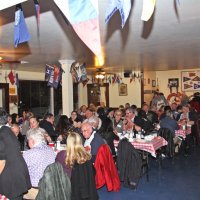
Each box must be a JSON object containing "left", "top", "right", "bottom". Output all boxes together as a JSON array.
[
  {"left": 14, "top": 4, "right": 31, "bottom": 47},
  {"left": 45, "top": 64, "right": 54, "bottom": 81},
  {"left": 105, "top": 0, "right": 131, "bottom": 28},
  {"left": 15, "top": 73, "right": 19, "bottom": 88}
]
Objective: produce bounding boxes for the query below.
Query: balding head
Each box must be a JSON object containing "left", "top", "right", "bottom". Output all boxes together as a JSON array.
[{"left": 81, "top": 122, "right": 93, "bottom": 139}]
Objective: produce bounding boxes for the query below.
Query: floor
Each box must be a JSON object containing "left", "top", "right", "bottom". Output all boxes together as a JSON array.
[{"left": 98, "top": 146, "right": 200, "bottom": 200}]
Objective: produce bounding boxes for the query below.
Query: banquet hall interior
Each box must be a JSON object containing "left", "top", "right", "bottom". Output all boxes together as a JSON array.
[{"left": 0, "top": 0, "right": 200, "bottom": 200}]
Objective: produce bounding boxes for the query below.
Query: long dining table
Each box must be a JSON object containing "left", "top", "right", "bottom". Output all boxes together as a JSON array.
[{"left": 114, "top": 136, "right": 168, "bottom": 157}]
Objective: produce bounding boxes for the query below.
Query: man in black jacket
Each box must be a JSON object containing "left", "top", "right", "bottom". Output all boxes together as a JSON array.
[{"left": 39, "top": 113, "right": 58, "bottom": 141}]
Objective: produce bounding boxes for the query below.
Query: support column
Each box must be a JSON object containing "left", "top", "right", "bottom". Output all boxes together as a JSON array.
[
  {"left": 59, "top": 59, "right": 74, "bottom": 116},
  {"left": 49, "top": 87, "right": 54, "bottom": 114}
]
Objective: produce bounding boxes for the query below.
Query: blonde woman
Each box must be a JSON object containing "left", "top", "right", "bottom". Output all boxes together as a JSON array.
[{"left": 56, "top": 132, "right": 98, "bottom": 200}]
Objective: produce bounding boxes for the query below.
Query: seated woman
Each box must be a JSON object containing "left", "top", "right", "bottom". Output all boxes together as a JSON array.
[
  {"left": 55, "top": 115, "right": 74, "bottom": 143},
  {"left": 98, "top": 116, "right": 119, "bottom": 156},
  {"left": 69, "top": 111, "right": 82, "bottom": 133},
  {"left": 56, "top": 132, "right": 98, "bottom": 200}
]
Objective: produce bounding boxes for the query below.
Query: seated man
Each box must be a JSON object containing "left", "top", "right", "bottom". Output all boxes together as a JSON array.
[
  {"left": 81, "top": 122, "right": 105, "bottom": 162},
  {"left": 123, "top": 107, "right": 141, "bottom": 132},
  {"left": 39, "top": 113, "right": 58, "bottom": 141},
  {"left": 23, "top": 128, "right": 56, "bottom": 199},
  {"left": 84, "top": 108, "right": 101, "bottom": 130},
  {"left": 160, "top": 109, "right": 179, "bottom": 136}
]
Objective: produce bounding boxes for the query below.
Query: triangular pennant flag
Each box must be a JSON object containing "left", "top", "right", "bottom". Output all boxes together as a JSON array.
[
  {"left": 184, "top": 84, "right": 193, "bottom": 89},
  {"left": 141, "top": 0, "right": 156, "bottom": 21},
  {"left": 33, "top": 0, "right": 40, "bottom": 32},
  {"left": 15, "top": 73, "right": 19, "bottom": 88},
  {"left": 192, "top": 76, "right": 200, "bottom": 81},
  {"left": 82, "top": 78, "right": 89, "bottom": 87},
  {"left": 194, "top": 84, "right": 200, "bottom": 89},
  {"left": 129, "top": 73, "right": 133, "bottom": 83},
  {"left": 183, "top": 77, "right": 191, "bottom": 82},
  {"left": 108, "top": 76, "right": 112, "bottom": 84},
  {"left": 189, "top": 72, "right": 196, "bottom": 77},
  {"left": 54, "top": 0, "right": 101, "bottom": 57},
  {"left": 47, "top": 67, "right": 55, "bottom": 87},
  {"left": 53, "top": 65, "right": 62, "bottom": 89},
  {"left": 14, "top": 4, "right": 31, "bottom": 47},
  {"left": 45, "top": 64, "right": 54, "bottom": 81},
  {"left": 112, "top": 74, "right": 117, "bottom": 84},
  {"left": 8, "top": 70, "right": 15, "bottom": 85},
  {"left": 105, "top": 0, "right": 131, "bottom": 28}
]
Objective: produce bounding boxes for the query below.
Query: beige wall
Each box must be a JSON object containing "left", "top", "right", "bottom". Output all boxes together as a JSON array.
[
  {"left": 5, "top": 68, "right": 197, "bottom": 114},
  {"left": 78, "top": 74, "right": 142, "bottom": 108},
  {"left": 143, "top": 71, "right": 157, "bottom": 104},
  {"left": 156, "top": 68, "right": 200, "bottom": 99}
]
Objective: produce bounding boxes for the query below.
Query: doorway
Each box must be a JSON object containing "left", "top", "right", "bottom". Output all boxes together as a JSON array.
[
  {"left": 87, "top": 83, "right": 109, "bottom": 107},
  {"left": 0, "top": 83, "right": 9, "bottom": 113}
]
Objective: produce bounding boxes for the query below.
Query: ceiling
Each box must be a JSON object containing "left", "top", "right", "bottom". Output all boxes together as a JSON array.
[{"left": 0, "top": 0, "right": 200, "bottom": 75}]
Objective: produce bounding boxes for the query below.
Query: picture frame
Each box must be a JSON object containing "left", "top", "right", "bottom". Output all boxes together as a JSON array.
[
  {"left": 152, "top": 80, "right": 156, "bottom": 87},
  {"left": 168, "top": 78, "right": 179, "bottom": 88},
  {"left": 119, "top": 83, "right": 128, "bottom": 96},
  {"left": 181, "top": 71, "right": 200, "bottom": 91}
]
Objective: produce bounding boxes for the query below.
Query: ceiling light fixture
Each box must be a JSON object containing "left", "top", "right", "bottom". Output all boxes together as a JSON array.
[{"left": 95, "top": 74, "right": 105, "bottom": 79}]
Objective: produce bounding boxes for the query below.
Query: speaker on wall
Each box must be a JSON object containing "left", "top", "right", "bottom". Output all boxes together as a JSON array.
[{"left": 124, "top": 72, "right": 131, "bottom": 78}]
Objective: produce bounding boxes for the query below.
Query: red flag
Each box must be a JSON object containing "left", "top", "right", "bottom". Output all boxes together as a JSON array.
[
  {"left": 8, "top": 70, "right": 15, "bottom": 85},
  {"left": 82, "top": 78, "right": 89, "bottom": 87}
]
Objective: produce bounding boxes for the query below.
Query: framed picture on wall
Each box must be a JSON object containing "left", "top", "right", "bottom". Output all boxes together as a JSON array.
[
  {"left": 119, "top": 83, "right": 128, "bottom": 96},
  {"left": 181, "top": 71, "right": 200, "bottom": 91},
  {"left": 168, "top": 78, "right": 179, "bottom": 88},
  {"left": 152, "top": 80, "right": 156, "bottom": 87}
]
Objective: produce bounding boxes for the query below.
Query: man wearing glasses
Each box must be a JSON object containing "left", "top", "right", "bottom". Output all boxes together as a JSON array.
[
  {"left": 81, "top": 122, "right": 105, "bottom": 162},
  {"left": 123, "top": 108, "right": 141, "bottom": 132}
]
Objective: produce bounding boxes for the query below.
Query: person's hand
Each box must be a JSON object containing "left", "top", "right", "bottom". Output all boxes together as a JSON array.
[
  {"left": 44, "top": 133, "right": 52, "bottom": 143},
  {"left": 57, "top": 135, "right": 63, "bottom": 141}
]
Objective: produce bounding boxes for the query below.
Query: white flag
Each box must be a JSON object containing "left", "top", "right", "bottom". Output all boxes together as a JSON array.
[
  {"left": 141, "top": 0, "right": 156, "bottom": 21},
  {"left": 0, "top": 0, "right": 28, "bottom": 11}
]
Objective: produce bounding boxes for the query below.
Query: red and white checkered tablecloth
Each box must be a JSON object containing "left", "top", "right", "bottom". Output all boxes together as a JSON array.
[
  {"left": 175, "top": 127, "right": 191, "bottom": 140},
  {"left": 114, "top": 137, "right": 168, "bottom": 157},
  {"left": 0, "top": 195, "right": 9, "bottom": 200}
]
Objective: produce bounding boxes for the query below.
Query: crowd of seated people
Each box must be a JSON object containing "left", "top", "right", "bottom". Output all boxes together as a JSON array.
[{"left": 0, "top": 92, "right": 200, "bottom": 199}]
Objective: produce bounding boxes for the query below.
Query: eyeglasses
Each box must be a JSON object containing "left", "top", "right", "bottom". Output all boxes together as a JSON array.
[{"left": 82, "top": 129, "right": 89, "bottom": 133}]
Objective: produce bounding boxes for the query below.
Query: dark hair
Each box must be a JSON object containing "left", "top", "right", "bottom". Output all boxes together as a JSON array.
[
  {"left": 97, "top": 107, "right": 106, "bottom": 120},
  {"left": 98, "top": 117, "right": 113, "bottom": 137},
  {"left": 55, "top": 115, "right": 72, "bottom": 134},
  {"left": 138, "top": 110, "right": 147, "bottom": 119},
  {"left": 176, "top": 105, "right": 183, "bottom": 111},
  {"left": 0, "top": 108, "right": 8, "bottom": 125},
  {"left": 43, "top": 113, "right": 53, "bottom": 120},
  {"left": 164, "top": 106, "right": 171, "bottom": 112},
  {"left": 11, "top": 113, "right": 19, "bottom": 124},
  {"left": 165, "top": 109, "right": 172, "bottom": 117}
]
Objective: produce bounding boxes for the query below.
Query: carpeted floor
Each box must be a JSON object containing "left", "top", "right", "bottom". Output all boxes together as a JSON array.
[{"left": 98, "top": 146, "right": 200, "bottom": 200}]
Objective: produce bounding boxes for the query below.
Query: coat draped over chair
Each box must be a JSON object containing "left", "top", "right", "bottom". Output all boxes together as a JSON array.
[
  {"left": 36, "top": 162, "right": 71, "bottom": 200},
  {"left": 94, "top": 144, "right": 120, "bottom": 192},
  {"left": 117, "top": 138, "right": 142, "bottom": 189}
]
